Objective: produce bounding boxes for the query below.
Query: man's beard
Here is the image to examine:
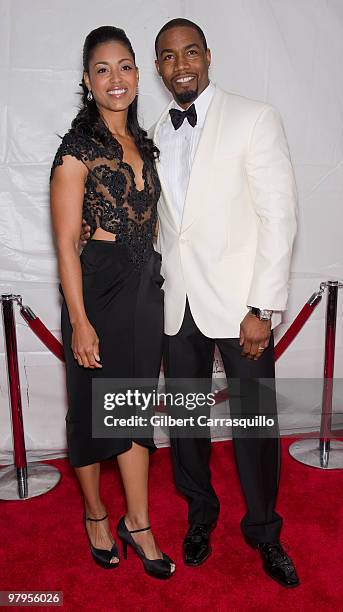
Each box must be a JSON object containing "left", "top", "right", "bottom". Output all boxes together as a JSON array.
[{"left": 174, "top": 87, "right": 198, "bottom": 105}]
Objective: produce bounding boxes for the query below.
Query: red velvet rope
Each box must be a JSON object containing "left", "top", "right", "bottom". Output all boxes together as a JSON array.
[
  {"left": 20, "top": 294, "right": 322, "bottom": 366},
  {"left": 212, "top": 297, "right": 322, "bottom": 405},
  {"left": 274, "top": 302, "right": 319, "bottom": 360},
  {"left": 20, "top": 307, "right": 64, "bottom": 361},
  {"left": 20, "top": 293, "right": 323, "bottom": 408}
]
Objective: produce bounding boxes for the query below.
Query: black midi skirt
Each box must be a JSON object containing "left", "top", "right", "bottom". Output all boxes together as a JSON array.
[{"left": 60, "top": 240, "right": 164, "bottom": 467}]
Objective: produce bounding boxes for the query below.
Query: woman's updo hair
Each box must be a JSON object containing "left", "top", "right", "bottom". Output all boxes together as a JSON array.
[{"left": 71, "top": 26, "right": 159, "bottom": 163}]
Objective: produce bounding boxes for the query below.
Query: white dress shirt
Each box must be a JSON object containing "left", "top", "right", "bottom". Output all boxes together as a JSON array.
[{"left": 155, "top": 82, "right": 215, "bottom": 228}]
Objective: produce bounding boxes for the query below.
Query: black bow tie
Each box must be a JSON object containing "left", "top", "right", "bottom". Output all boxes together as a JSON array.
[{"left": 169, "top": 104, "right": 197, "bottom": 130}]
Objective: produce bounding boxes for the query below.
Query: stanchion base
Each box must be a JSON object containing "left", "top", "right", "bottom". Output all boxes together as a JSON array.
[
  {"left": 289, "top": 439, "right": 343, "bottom": 469},
  {"left": 0, "top": 463, "right": 61, "bottom": 500}
]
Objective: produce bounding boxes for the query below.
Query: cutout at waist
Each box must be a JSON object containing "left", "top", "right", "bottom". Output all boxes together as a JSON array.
[{"left": 91, "top": 227, "right": 117, "bottom": 242}]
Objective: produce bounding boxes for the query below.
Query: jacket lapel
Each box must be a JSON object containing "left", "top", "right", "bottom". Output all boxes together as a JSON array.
[
  {"left": 153, "top": 86, "right": 226, "bottom": 233},
  {"left": 153, "top": 103, "right": 180, "bottom": 231},
  {"left": 180, "top": 86, "right": 225, "bottom": 233}
]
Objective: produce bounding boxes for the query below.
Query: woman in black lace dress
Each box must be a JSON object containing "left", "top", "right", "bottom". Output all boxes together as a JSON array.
[{"left": 50, "top": 26, "right": 175, "bottom": 578}]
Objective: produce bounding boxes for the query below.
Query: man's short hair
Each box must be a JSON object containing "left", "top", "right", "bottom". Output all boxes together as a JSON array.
[{"left": 155, "top": 18, "right": 208, "bottom": 57}]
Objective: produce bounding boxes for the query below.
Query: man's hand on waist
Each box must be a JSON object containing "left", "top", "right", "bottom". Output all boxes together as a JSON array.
[{"left": 80, "top": 218, "right": 91, "bottom": 247}]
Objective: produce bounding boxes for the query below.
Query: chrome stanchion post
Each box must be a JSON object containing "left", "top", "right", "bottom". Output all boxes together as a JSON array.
[
  {"left": 289, "top": 281, "right": 343, "bottom": 469},
  {"left": 0, "top": 294, "right": 61, "bottom": 500},
  {"left": 319, "top": 281, "right": 338, "bottom": 467},
  {"left": 1, "top": 294, "right": 28, "bottom": 497}
]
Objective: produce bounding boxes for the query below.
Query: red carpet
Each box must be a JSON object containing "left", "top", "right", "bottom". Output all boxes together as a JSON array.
[{"left": 1, "top": 439, "right": 343, "bottom": 611}]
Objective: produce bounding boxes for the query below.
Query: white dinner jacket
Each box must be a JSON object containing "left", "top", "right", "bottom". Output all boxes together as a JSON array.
[{"left": 152, "top": 85, "right": 298, "bottom": 338}]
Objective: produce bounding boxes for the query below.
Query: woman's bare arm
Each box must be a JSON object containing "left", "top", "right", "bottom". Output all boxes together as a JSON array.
[{"left": 50, "top": 156, "right": 102, "bottom": 368}]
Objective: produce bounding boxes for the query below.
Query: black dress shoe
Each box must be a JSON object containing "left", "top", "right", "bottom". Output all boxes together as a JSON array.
[
  {"left": 257, "top": 542, "right": 300, "bottom": 588},
  {"left": 183, "top": 524, "right": 213, "bottom": 566}
]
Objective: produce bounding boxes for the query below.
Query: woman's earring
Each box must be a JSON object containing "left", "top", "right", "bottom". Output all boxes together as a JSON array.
[{"left": 87, "top": 90, "right": 93, "bottom": 101}]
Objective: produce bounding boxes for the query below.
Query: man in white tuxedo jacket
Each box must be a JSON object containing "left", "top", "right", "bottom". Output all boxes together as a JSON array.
[{"left": 153, "top": 19, "right": 299, "bottom": 587}]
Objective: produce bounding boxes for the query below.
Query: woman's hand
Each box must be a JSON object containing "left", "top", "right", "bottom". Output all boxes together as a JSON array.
[{"left": 71, "top": 319, "right": 102, "bottom": 368}]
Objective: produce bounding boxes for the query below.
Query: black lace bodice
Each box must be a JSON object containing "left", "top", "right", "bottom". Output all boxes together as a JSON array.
[{"left": 50, "top": 128, "right": 161, "bottom": 269}]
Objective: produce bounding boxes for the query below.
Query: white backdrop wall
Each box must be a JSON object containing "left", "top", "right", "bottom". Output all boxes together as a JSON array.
[{"left": 1, "top": 0, "right": 342, "bottom": 461}]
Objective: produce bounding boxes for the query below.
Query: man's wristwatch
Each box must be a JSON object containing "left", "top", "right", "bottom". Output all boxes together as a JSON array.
[{"left": 249, "top": 307, "right": 273, "bottom": 321}]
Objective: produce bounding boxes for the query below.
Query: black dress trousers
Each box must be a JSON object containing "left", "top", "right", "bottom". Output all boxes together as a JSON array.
[{"left": 163, "top": 299, "right": 283, "bottom": 545}]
